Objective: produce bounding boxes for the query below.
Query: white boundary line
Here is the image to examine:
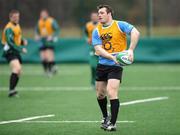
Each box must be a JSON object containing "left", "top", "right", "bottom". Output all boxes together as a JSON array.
[
  {"left": 23, "top": 120, "right": 135, "bottom": 123},
  {"left": 0, "top": 86, "right": 180, "bottom": 91},
  {"left": 0, "top": 114, "right": 55, "bottom": 125},
  {"left": 0, "top": 97, "right": 168, "bottom": 125},
  {"left": 107, "top": 97, "right": 169, "bottom": 107},
  {"left": 121, "top": 97, "right": 168, "bottom": 106}
]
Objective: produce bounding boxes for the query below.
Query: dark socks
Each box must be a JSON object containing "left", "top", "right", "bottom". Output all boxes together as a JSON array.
[
  {"left": 110, "top": 99, "right": 120, "bottom": 125},
  {"left": 97, "top": 97, "right": 108, "bottom": 118},
  {"left": 42, "top": 61, "right": 48, "bottom": 72},
  {"left": 47, "top": 61, "right": 55, "bottom": 71},
  {"left": 9, "top": 73, "right": 19, "bottom": 91},
  {"left": 50, "top": 61, "right": 55, "bottom": 70}
]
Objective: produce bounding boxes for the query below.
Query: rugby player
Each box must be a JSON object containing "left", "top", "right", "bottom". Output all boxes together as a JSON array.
[
  {"left": 1, "top": 10, "right": 28, "bottom": 97},
  {"left": 92, "top": 5, "right": 140, "bottom": 131},
  {"left": 85, "top": 11, "right": 99, "bottom": 87},
  {"left": 35, "top": 9, "right": 60, "bottom": 76}
]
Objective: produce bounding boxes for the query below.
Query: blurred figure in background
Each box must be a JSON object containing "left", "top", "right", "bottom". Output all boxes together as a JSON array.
[
  {"left": 35, "top": 9, "right": 60, "bottom": 77},
  {"left": 85, "top": 11, "right": 99, "bottom": 88},
  {"left": 1, "top": 10, "right": 28, "bottom": 97}
]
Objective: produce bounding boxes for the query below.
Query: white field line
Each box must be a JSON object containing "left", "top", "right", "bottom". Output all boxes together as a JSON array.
[
  {"left": 23, "top": 120, "right": 135, "bottom": 123},
  {"left": 107, "top": 97, "right": 169, "bottom": 107},
  {"left": 0, "top": 97, "right": 168, "bottom": 125},
  {"left": 0, "top": 86, "right": 180, "bottom": 91},
  {"left": 0, "top": 114, "right": 55, "bottom": 125},
  {"left": 121, "top": 96, "right": 169, "bottom": 106}
]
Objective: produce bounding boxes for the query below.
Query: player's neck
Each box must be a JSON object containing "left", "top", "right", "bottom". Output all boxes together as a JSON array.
[
  {"left": 103, "top": 19, "right": 113, "bottom": 27},
  {"left": 10, "top": 21, "right": 18, "bottom": 25},
  {"left": 92, "top": 21, "right": 98, "bottom": 25}
]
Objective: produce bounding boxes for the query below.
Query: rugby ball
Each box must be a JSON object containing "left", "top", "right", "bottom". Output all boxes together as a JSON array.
[{"left": 116, "top": 51, "right": 132, "bottom": 66}]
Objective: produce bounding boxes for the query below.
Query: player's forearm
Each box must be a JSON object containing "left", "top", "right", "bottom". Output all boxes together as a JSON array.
[
  {"left": 52, "top": 21, "right": 60, "bottom": 37},
  {"left": 94, "top": 45, "right": 114, "bottom": 60},
  {"left": 53, "top": 29, "right": 60, "bottom": 37},
  {"left": 129, "top": 28, "right": 140, "bottom": 51}
]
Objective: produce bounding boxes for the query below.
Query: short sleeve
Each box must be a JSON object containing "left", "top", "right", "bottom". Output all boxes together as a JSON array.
[
  {"left": 92, "top": 29, "right": 102, "bottom": 46},
  {"left": 118, "top": 21, "right": 134, "bottom": 35}
]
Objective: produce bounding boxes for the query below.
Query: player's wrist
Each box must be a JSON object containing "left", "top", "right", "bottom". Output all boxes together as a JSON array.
[
  {"left": 128, "top": 48, "right": 134, "bottom": 52},
  {"left": 109, "top": 54, "right": 115, "bottom": 60}
]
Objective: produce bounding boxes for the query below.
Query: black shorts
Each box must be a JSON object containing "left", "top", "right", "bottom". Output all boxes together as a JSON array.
[
  {"left": 96, "top": 64, "right": 123, "bottom": 82},
  {"left": 39, "top": 46, "right": 54, "bottom": 51},
  {"left": 3, "top": 52, "right": 22, "bottom": 64}
]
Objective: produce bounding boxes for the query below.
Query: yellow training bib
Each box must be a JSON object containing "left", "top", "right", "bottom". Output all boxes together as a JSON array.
[
  {"left": 38, "top": 17, "right": 54, "bottom": 37},
  {"left": 97, "top": 20, "right": 127, "bottom": 53},
  {"left": 1, "top": 22, "right": 22, "bottom": 46},
  {"left": 86, "top": 21, "right": 97, "bottom": 43}
]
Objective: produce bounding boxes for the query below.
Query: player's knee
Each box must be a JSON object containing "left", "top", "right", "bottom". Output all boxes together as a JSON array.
[
  {"left": 13, "top": 65, "right": 22, "bottom": 74},
  {"left": 96, "top": 89, "right": 106, "bottom": 99},
  {"left": 107, "top": 89, "right": 118, "bottom": 99},
  {"left": 97, "top": 93, "right": 106, "bottom": 99}
]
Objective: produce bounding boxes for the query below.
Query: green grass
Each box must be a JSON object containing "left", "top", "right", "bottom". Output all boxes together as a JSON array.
[{"left": 0, "top": 64, "right": 180, "bottom": 135}]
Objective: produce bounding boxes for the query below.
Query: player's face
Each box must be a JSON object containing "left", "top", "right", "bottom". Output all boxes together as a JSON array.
[
  {"left": 40, "top": 11, "right": 49, "bottom": 19},
  {"left": 91, "top": 13, "right": 98, "bottom": 23},
  {"left": 10, "top": 13, "right": 20, "bottom": 24},
  {"left": 98, "top": 8, "right": 109, "bottom": 24}
]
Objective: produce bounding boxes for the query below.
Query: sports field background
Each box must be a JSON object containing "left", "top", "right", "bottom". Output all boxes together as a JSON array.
[
  {"left": 0, "top": 64, "right": 180, "bottom": 135},
  {"left": 0, "top": 0, "right": 180, "bottom": 134}
]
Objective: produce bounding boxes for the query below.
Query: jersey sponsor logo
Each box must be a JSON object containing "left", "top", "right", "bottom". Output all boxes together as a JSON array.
[{"left": 100, "top": 32, "right": 114, "bottom": 51}]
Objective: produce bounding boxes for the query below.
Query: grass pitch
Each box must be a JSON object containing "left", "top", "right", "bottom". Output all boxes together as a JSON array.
[{"left": 0, "top": 64, "right": 180, "bottom": 135}]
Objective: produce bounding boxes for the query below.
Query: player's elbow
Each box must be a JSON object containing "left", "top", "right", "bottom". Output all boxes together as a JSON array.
[
  {"left": 94, "top": 47, "right": 101, "bottom": 56},
  {"left": 133, "top": 28, "right": 140, "bottom": 39},
  {"left": 136, "top": 30, "right": 140, "bottom": 39},
  {"left": 95, "top": 49, "right": 101, "bottom": 56}
]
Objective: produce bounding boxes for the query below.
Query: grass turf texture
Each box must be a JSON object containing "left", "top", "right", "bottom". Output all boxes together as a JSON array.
[{"left": 0, "top": 64, "right": 180, "bottom": 135}]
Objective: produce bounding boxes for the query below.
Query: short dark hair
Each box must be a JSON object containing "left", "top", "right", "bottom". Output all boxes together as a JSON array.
[
  {"left": 9, "top": 9, "right": 19, "bottom": 17},
  {"left": 97, "top": 5, "right": 114, "bottom": 16}
]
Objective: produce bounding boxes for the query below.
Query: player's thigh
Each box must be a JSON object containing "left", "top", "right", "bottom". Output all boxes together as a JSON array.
[
  {"left": 96, "top": 81, "right": 107, "bottom": 99},
  {"left": 46, "top": 49, "right": 54, "bottom": 60},
  {"left": 107, "top": 79, "right": 120, "bottom": 99},
  {"left": 10, "top": 59, "right": 22, "bottom": 73},
  {"left": 40, "top": 50, "right": 46, "bottom": 59}
]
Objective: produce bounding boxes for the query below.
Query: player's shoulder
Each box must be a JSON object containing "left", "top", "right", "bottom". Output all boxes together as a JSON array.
[
  {"left": 115, "top": 20, "right": 134, "bottom": 33},
  {"left": 92, "top": 27, "right": 99, "bottom": 36},
  {"left": 5, "top": 22, "right": 13, "bottom": 28},
  {"left": 4, "top": 22, "right": 18, "bottom": 30},
  {"left": 114, "top": 20, "right": 128, "bottom": 24},
  {"left": 86, "top": 21, "right": 94, "bottom": 27},
  {"left": 48, "top": 17, "right": 55, "bottom": 22}
]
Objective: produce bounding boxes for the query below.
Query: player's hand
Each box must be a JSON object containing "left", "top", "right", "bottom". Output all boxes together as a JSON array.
[
  {"left": 22, "top": 48, "right": 27, "bottom": 54},
  {"left": 47, "top": 36, "right": 53, "bottom": 41},
  {"left": 87, "top": 39, "right": 92, "bottom": 45},
  {"left": 22, "top": 39, "right": 28, "bottom": 46},
  {"left": 128, "top": 49, "right": 134, "bottom": 62},
  {"left": 35, "top": 35, "right": 40, "bottom": 41},
  {"left": 112, "top": 55, "right": 119, "bottom": 64}
]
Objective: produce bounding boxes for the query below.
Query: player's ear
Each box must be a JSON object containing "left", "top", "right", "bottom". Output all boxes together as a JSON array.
[{"left": 107, "top": 12, "right": 111, "bottom": 17}]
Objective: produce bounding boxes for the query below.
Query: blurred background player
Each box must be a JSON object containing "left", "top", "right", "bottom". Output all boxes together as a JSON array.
[
  {"left": 35, "top": 9, "right": 60, "bottom": 76},
  {"left": 92, "top": 5, "right": 140, "bottom": 131},
  {"left": 84, "top": 11, "right": 99, "bottom": 88},
  {"left": 1, "top": 10, "right": 28, "bottom": 97}
]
